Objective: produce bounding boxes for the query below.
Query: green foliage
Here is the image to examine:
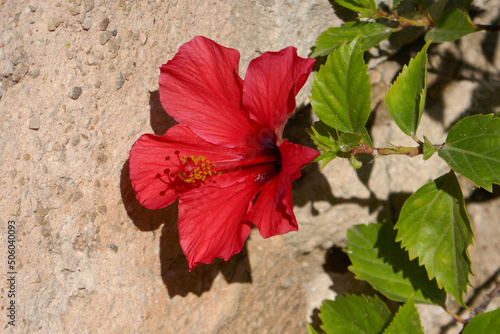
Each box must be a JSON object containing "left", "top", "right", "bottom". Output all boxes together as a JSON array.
[
  {"left": 462, "top": 0, "right": 474, "bottom": 10},
  {"left": 383, "top": 297, "right": 425, "bottom": 334},
  {"left": 462, "top": 307, "right": 500, "bottom": 333},
  {"left": 385, "top": 41, "right": 430, "bottom": 137},
  {"left": 339, "top": 133, "right": 365, "bottom": 152},
  {"left": 438, "top": 114, "right": 500, "bottom": 192},
  {"left": 307, "top": 123, "right": 341, "bottom": 169},
  {"left": 311, "top": 22, "right": 392, "bottom": 57},
  {"left": 425, "top": 0, "right": 448, "bottom": 22},
  {"left": 311, "top": 37, "right": 371, "bottom": 135},
  {"left": 346, "top": 222, "right": 446, "bottom": 305},
  {"left": 425, "top": 9, "right": 480, "bottom": 42},
  {"left": 391, "top": 0, "right": 403, "bottom": 10},
  {"left": 395, "top": 171, "right": 474, "bottom": 307},
  {"left": 319, "top": 295, "right": 392, "bottom": 334},
  {"left": 335, "top": 0, "right": 377, "bottom": 14},
  {"left": 423, "top": 136, "right": 437, "bottom": 160},
  {"left": 307, "top": 324, "right": 320, "bottom": 334},
  {"left": 309, "top": 2, "right": 499, "bottom": 330}
]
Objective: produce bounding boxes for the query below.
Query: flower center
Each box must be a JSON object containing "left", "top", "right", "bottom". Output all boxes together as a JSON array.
[
  {"left": 177, "top": 155, "right": 217, "bottom": 183},
  {"left": 155, "top": 150, "right": 219, "bottom": 196},
  {"left": 154, "top": 148, "right": 282, "bottom": 196}
]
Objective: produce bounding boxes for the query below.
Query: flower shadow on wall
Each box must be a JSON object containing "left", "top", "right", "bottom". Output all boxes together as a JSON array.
[{"left": 120, "top": 90, "right": 252, "bottom": 297}]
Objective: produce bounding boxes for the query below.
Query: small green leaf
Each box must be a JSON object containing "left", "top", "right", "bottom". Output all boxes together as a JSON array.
[
  {"left": 346, "top": 222, "right": 446, "bottom": 305},
  {"left": 308, "top": 125, "right": 341, "bottom": 169},
  {"left": 395, "top": 171, "right": 474, "bottom": 307},
  {"left": 339, "top": 133, "right": 365, "bottom": 152},
  {"left": 392, "top": 0, "right": 403, "bottom": 10},
  {"left": 383, "top": 297, "right": 424, "bottom": 334},
  {"left": 462, "top": 0, "right": 474, "bottom": 10},
  {"left": 335, "top": 0, "right": 377, "bottom": 13},
  {"left": 311, "top": 22, "right": 392, "bottom": 57},
  {"left": 425, "top": 0, "right": 448, "bottom": 22},
  {"left": 361, "top": 127, "right": 373, "bottom": 147},
  {"left": 438, "top": 114, "right": 500, "bottom": 191},
  {"left": 316, "top": 151, "right": 338, "bottom": 169},
  {"left": 423, "top": 136, "right": 437, "bottom": 160},
  {"left": 425, "top": 9, "right": 480, "bottom": 42},
  {"left": 308, "top": 126, "right": 339, "bottom": 152},
  {"left": 350, "top": 155, "right": 363, "bottom": 169},
  {"left": 385, "top": 41, "right": 431, "bottom": 136},
  {"left": 320, "top": 295, "right": 392, "bottom": 334},
  {"left": 307, "top": 324, "right": 320, "bottom": 334},
  {"left": 311, "top": 37, "right": 371, "bottom": 135},
  {"left": 462, "top": 307, "right": 500, "bottom": 334}
]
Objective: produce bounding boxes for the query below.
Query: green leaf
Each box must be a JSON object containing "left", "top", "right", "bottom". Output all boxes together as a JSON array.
[
  {"left": 395, "top": 171, "right": 474, "bottom": 307},
  {"left": 339, "top": 132, "right": 365, "bottom": 152},
  {"left": 463, "top": 0, "right": 474, "bottom": 10},
  {"left": 308, "top": 125, "right": 341, "bottom": 169},
  {"left": 335, "top": 0, "right": 377, "bottom": 13},
  {"left": 462, "top": 307, "right": 500, "bottom": 334},
  {"left": 362, "top": 127, "right": 373, "bottom": 147},
  {"left": 307, "top": 324, "right": 320, "bottom": 334},
  {"left": 438, "top": 114, "right": 500, "bottom": 191},
  {"left": 385, "top": 41, "right": 430, "bottom": 136},
  {"left": 316, "top": 151, "right": 338, "bottom": 169},
  {"left": 392, "top": 0, "right": 403, "bottom": 10},
  {"left": 350, "top": 155, "right": 363, "bottom": 169},
  {"left": 425, "top": 9, "right": 480, "bottom": 42},
  {"left": 311, "top": 37, "right": 371, "bottom": 135},
  {"left": 425, "top": 0, "right": 448, "bottom": 22},
  {"left": 423, "top": 135, "right": 437, "bottom": 160},
  {"left": 311, "top": 22, "right": 392, "bottom": 57},
  {"left": 320, "top": 295, "right": 392, "bottom": 334},
  {"left": 383, "top": 297, "right": 424, "bottom": 334},
  {"left": 346, "top": 222, "right": 446, "bottom": 305},
  {"left": 308, "top": 126, "right": 340, "bottom": 153}
]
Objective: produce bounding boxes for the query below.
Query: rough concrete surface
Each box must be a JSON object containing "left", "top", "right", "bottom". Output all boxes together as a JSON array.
[{"left": 0, "top": 0, "right": 499, "bottom": 333}]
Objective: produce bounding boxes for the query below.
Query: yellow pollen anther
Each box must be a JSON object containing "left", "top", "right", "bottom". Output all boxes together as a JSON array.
[{"left": 177, "top": 155, "right": 216, "bottom": 184}]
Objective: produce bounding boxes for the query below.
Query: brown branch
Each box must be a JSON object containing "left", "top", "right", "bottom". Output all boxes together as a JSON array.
[{"left": 442, "top": 304, "right": 468, "bottom": 325}]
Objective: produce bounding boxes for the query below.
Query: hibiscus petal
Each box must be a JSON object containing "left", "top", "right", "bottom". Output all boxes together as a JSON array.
[
  {"left": 247, "top": 140, "right": 319, "bottom": 238},
  {"left": 159, "top": 36, "right": 259, "bottom": 148},
  {"left": 242, "top": 47, "right": 315, "bottom": 137},
  {"left": 178, "top": 180, "right": 260, "bottom": 271},
  {"left": 250, "top": 181, "right": 298, "bottom": 239},
  {"left": 129, "top": 125, "right": 253, "bottom": 210}
]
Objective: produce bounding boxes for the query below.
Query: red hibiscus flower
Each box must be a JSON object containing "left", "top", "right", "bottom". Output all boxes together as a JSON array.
[{"left": 129, "top": 36, "right": 318, "bottom": 270}]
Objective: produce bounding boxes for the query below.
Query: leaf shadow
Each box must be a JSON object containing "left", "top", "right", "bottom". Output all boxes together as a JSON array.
[
  {"left": 439, "top": 268, "right": 500, "bottom": 334},
  {"left": 425, "top": 38, "right": 500, "bottom": 132},
  {"left": 374, "top": 221, "right": 446, "bottom": 304}
]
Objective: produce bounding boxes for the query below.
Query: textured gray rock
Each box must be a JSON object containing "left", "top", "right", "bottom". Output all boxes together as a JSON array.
[{"left": 0, "top": 1, "right": 498, "bottom": 333}]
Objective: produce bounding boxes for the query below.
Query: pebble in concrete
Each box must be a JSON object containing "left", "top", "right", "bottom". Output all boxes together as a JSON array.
[
  {"left": 99, "top": 16, "right": 110, "bottom": 31},
  {"left": 29, "top": 117, "right": 40, "bottom": 130},
  {"left": 69, "top": 86, "right": 82, "bottom": 100},
  {"left": 48, "top": 17, "right": 62, "bottom": 31},
  {"left": 82, "top": 16, "right": 92, "bottom": 30},
  {"left": 116, "top": 72, "right": 124, "bottom": 90}
]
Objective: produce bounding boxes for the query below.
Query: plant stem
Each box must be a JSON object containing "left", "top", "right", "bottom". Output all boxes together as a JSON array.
[
  {"left": 474, "top": 23, "right": 500, "bottom": 32},
  {"left": 442, "top": 305, "right": 468, "bottom": 324},
  {"left": 351, "top": 140, "right": 443, "bottom": 158},
  {"left": 372, "top": 10, "right": 431, "bottom": 28},
  {"left": 351, "top": 144, "right": 419, "bottom": 157}
]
